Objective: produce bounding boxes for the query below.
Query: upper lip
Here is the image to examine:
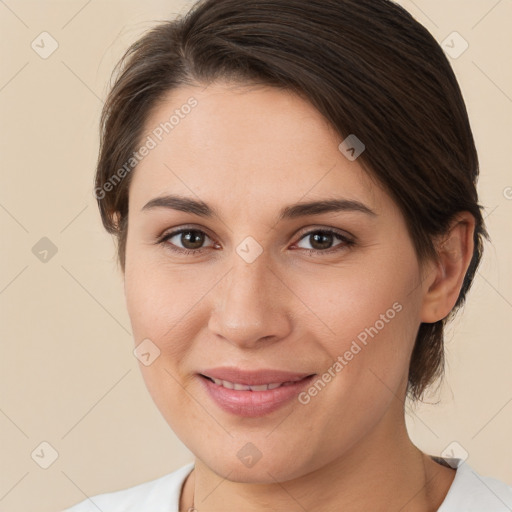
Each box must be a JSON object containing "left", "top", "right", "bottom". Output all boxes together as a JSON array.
[{"left": 200, "top": 367, "right": 315, "bottom": 386}]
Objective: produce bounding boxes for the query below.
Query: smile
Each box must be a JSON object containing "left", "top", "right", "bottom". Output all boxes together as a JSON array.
[
  {"left": 203, "top": 376, "right": 301, "bottom": 391},
  {"left": 197, "top": 369, "right": 316, "bottom": 417}
]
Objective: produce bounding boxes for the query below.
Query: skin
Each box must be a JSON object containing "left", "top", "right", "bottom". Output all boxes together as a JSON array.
[{"left": 122, "top": 82, "right": 475, "bottom": 511}]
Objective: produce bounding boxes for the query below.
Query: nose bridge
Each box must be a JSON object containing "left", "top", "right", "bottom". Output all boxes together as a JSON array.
[{"left": 208, "top": 249, "right": 291, "bottom": 347}]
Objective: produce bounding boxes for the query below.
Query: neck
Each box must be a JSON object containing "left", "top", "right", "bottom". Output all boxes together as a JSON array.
[{"left": 180, "top": 406, "right": 455, "bottom": 512}]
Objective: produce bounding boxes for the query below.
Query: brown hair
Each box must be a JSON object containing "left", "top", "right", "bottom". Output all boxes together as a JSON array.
[{"left": 94, "top": 0, "right": 489, "bottom": 401}]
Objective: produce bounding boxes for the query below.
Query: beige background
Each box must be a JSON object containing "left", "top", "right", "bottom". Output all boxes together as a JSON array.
[{"left": 0, "top": 1, "right": 511, "bottom": 511}]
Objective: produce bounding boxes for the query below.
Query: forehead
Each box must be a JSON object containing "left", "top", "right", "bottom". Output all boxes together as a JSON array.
[{"left": 128, "top": 82, "right": 384, "bottom": 215}]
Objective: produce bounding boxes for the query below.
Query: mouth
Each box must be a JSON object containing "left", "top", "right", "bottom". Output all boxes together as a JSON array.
[
  {"left": 199, "top": 374, "right": 310, "bottom": 391},
  {"left": 197, "top": 368, "right": 316, "bottom": 417}
]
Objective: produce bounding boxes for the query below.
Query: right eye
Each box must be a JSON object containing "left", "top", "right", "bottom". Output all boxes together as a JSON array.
[{"left": 158, "top": 228, "right": 217, "bottom": 255}]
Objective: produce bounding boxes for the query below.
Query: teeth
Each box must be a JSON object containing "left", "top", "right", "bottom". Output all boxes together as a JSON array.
[
  {"left": 233, "top": 382, "right": 251, "bottom": 391},
  {"left": 221, "top": 379, "right": 234, "bottom": 389},
  {"left": 251, "top": 384, "right": 272, "bottom": 391},
  {"left": 210, "top": 377, "right": 286, "bottom": 391}
]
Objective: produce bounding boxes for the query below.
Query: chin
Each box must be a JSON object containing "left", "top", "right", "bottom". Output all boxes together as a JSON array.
[{"left": 197, "top": 446, "right": 316, "bottom": 484}]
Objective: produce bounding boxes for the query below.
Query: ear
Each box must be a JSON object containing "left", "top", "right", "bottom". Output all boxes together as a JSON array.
[
  {"left": 420, "top": 212, "right": 476, "bottom": 323},
  {"left": 111, "top": 212, "right": 126, "bottom": 280}
]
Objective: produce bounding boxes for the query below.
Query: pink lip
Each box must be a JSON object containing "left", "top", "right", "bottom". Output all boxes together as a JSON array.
[
  {"left": 200, "top": 367, "right": 313, "bottom": 386},
  {"left": 198, "top": 367, "right": 316, "bottom": 417}
]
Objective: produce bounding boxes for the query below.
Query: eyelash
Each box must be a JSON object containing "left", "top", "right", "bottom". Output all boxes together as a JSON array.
[{"left": 156, "top": 227, "right": 355, "bottom": 257}]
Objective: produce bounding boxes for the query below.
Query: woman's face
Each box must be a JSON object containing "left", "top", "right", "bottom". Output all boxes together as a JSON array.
[{"left": 123, "top": 82, "right": 431, "bottom": 482}]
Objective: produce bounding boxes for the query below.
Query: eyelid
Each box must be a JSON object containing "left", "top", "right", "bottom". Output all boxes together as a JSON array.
[
  {"left": 293, "top": 225, "right": 355, "bottom": 242},
  {"left": 157, "top": 224, "right": 214, "bottom": 241}
]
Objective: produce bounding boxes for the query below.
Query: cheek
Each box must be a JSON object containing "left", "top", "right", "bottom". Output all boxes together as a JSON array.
[
  {"left": 297, "top": 243, "right": 421, "bottom": 399},
  {"left": 124, "top": 253, "right": 209, "bottom": 342},
  {"left": 123, "top": 260, "right": 204, "bottom": 434},
  {"left": 291, "top": 269, "right": 418, "bottom": 459},
  {"left": 123, "top": 256, "right": 217, "bottom": 407}
]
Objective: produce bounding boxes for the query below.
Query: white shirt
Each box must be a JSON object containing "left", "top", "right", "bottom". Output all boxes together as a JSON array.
[{"left": 63, "top": 457, "right": 512, "bottom": 511}]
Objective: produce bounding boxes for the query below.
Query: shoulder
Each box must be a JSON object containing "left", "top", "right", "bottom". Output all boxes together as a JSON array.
[
  {"left": 61, "top": 462, "right": 194, "bottom": 512},
  {"left": 438, "top": 457, "right": 512, "bottom": 512}
]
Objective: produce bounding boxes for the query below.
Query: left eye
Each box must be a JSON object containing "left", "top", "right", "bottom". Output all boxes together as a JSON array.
[{"left": 295, "top": 229, "right": 353, "bottom": 252}]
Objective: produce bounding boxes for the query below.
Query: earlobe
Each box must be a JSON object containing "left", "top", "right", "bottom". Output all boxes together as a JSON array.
[{"left": 420, "top": 212, "right": 476, "bottom": 323}]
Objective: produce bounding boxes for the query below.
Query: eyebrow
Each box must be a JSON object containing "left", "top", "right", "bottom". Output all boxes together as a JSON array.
[{"left": 141, "top": 194, "right": 377, "bottom": 220}]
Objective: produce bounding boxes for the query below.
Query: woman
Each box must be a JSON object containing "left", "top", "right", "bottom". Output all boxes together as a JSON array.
[{"left": 64, "top": 0, "right": 512, "bottom": 510}]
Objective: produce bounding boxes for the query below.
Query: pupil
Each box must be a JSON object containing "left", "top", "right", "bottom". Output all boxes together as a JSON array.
[
  {"left": 311, "top": 232, "right": 332, "bottom": 250},
  {"left": 182, "top": 231, "right": 204, "bottom": 249}
]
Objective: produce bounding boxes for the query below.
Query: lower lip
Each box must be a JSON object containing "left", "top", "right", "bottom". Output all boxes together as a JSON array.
[{"left": 198, "top": 374, "right": 316, "bottom": 417}]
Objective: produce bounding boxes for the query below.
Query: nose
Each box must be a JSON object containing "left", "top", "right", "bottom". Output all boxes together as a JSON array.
[{"left": 207, "top": 254, "right": 293, "bottom": 349}]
